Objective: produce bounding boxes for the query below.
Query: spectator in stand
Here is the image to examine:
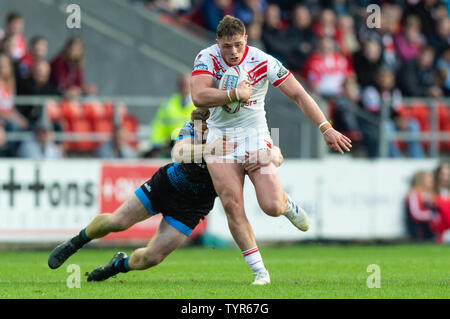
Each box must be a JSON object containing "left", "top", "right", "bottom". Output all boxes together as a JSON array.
[
  {"left": 333, "top": 77, "right": 363, "bottom": 144},
  {"left": 428, "top": 16, "right": 450, "bottom": 58},
  {"left": 96, "top": 124, "right": 136, "bottom": 159},
  {"left": 403, "top": 0, "right": 441, "bottom": 35},
  {"left": 2, "top": 12, "right": 27, "bottom": 62},
  {"left": 312, "top": 9, "right": 337, "bottom": 39},
  {"left": 395, "top": 15, "right": 425, "bottom": 63},
  {"left": 246, "top": 21, "right": 264, "bottom": 50},
  {"left": 234, "top": 0, "right": 266, "bottom": 26},
  {"left": 285, "top": 4, "right": 315, "bottom": 72},
  {"left": 150, "top": 74, "right": 195, "bottom": 157},
  {"left": 191, "top": 0, "right": 234, "bottom": 32},
  {"left": 435, "top": 162, "right": 450, "bottom": 197},
  {"left": 398, "top": 45, "right": 443, "bottom": 98},
  {"left": 261, "top": 3, "right": 290, "bottom": 64},
  {"left": 302, "top": 36, "right": 354, "bottom": 98},
  {"left": 335, "top": 15, "right": 359, "bottom": 58},
  {"left": 16, "top": 36, "right": 48, "bottom": 83},
  {"left": 0, "top": 52, "right": 28, "bottom": 131},
  {"left": 17, "top": 119, "right": 63, "bottom": 159},
  {"left": 0, "top": 119, "right": 8, "bottom": 156},
  {"left": 436, "top": 45, "right": 450, "bottom": 96},
  {"left": 359, "top": 4, "right": 401, "bottom": 72},
  {"left": 17, "top": 60, "right": 61, "bottom": 126},
  {"left": 50, "top": 37, "right": 97, "bottom": 100},
  {"left": 362, "top": 67, "right": 424, "bottom": 158},
  {"left": 433, "top": 162, "right": 450, "bottom": 243},
  {"left": 405, "top": 170, "right": 440, "bottom": 242},
  {"left": 352, "top": 38, "right": 383, "bottom": 88}
]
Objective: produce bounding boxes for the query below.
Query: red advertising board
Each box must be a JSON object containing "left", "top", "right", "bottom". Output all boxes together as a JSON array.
[{"left": 99, "top": 161, "right": 207, "bottom": 241}]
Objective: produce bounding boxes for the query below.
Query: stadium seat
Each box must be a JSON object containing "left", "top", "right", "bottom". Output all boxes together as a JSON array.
[
  {"left": 64, "top": 118, "right": 97, "bottom": 152},
  {"left": 122, "top": 115, "right": 138, "bottom": 148}
]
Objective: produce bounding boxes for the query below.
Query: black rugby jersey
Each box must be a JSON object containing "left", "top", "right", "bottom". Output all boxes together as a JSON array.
[{"left": 166, "top": 122, "right": 216, "bottom": 202}]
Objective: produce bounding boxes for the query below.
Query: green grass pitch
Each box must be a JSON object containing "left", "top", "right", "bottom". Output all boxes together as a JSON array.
[{"left": 0, "top": 244, "right": 448, "bottom": 299}]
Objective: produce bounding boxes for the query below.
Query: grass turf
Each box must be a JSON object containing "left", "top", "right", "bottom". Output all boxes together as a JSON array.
[{"left": 0, "top": 244, "right": 448, "bottom": 299}]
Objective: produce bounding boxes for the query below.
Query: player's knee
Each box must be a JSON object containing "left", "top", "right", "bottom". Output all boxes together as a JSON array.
[{"left": 260, "top": 198, "right": 284, "bottom": 217}]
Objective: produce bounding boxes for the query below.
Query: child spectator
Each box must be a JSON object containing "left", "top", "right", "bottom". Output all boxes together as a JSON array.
[{"left": 50, "top": 37, "right": 97, "bottom": 99}]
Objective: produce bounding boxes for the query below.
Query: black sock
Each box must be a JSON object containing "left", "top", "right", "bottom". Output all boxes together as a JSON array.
[
  {"left": 114, "top": 257, "right": 130, "bottom": 273},
  {"left": 70, "top": 228, "right": 92, "bottom": 248}
]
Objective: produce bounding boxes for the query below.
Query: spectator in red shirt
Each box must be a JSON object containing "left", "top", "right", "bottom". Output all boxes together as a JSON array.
[
  {"left": 312, "top": 9, "right": 337, "bottom": 39},
  {"left": 17, "top": 35, "right": 48, "bottom": 81},
  {"left": 2, "top": 12, "right": 27, "bottom": 61},
  {"left": 50, "top": 37, "right": 97, "bottom": 99},
  {"left": 433, "top": 162, "right": 450, "bottom": 243},
  {"left": 302, "top": 36, "right": 354, "bottom": 98},
  {"left": 405, "top": 170, "right": 440, "bottom": 242}
]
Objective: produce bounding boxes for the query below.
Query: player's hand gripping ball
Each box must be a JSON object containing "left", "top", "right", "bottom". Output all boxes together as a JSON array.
[{"left": 218, "top": 65, "right": 250, "bottom": 114}]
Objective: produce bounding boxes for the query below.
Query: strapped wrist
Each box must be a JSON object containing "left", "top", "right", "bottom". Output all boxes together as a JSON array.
[{"left": 318, "top": 121, "right": 333, "bottom": 134}]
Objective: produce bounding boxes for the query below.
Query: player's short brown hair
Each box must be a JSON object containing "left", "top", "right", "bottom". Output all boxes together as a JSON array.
[
  {"left": 191, "top": 108, "right": 210, "bottom": 121},
  {"left": 216, "top": 15, "right": 246, "bottom": 39}
]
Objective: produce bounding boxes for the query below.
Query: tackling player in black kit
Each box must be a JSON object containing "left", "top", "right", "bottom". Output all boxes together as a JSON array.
[{"left": 48, "top": 108, "right": 284, "bottom": 283}]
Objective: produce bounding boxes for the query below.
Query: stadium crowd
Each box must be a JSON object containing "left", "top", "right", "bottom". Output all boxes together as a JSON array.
[
  {"left": 2, "top": 1, "right": 450, "bottom": 159},
  {"left": 0, "top": 12, "right": 136, "bottom": 159},
  {"left": 135, "top": 0, "right": 450, "bottom": 158}
]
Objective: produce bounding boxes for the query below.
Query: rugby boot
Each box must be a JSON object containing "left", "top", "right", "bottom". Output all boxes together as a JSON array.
[{"left": 87, "top": 252, "right": 128, "bottom": 282}]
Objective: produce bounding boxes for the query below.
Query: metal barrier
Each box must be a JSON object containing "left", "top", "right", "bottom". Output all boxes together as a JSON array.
[
  {"left": 5, "top": 95, "right": 166, "bottom": 144},
  {"left": 379, "top": 97, "right": 450, "bottom": 158}
]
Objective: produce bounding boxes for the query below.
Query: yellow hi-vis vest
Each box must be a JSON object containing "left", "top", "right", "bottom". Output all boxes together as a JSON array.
[{"left": 150, "top": 93, "right": 196, "bottom": 146}]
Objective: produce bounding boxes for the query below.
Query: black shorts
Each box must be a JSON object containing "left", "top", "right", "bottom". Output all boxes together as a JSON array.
[{"left": 134, "top": 165, "right": 214, "bottom": 236}]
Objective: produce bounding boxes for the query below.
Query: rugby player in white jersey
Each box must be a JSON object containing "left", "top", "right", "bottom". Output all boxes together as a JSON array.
[{"left": 190, "top": 15, "right": 352, "bottom": 285}]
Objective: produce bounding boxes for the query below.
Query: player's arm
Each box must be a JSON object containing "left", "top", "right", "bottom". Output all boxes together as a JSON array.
[
  {"left": 277, "top": 75, "right": 352, "bottom": 154},
  {"left": 190, "top": 75, "right": 252, "bottom": 108},
  {"left": 171, "top": 135, "right": 237, "bottom": 163}
]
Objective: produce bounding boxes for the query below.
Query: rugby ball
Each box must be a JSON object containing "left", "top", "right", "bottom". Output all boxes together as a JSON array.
[{"left": 218, "top": 65, "right": 249, "bottom": 114}]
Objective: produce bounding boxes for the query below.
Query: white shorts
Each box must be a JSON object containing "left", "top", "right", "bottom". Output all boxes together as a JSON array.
[{"left": 205, "top": 127, "right": 273, "bottom": 162}]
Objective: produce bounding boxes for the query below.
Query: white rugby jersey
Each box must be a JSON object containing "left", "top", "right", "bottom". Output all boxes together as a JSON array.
[{"left": 191, "top": 44, "right": 291, "bottom": 134}]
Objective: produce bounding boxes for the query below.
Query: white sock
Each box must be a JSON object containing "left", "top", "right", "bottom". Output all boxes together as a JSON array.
[{"left": 242, "top": 247, "right": 266, "bottom": 273}]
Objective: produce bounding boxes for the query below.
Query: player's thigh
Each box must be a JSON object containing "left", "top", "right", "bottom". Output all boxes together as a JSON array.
[
  {"left": 206, "top": 158, "right": 245, "bottom": 197},
  {"left": 247, "top": 163, "right": 284, "bottom": 211},
  {"left": 109, "top": 194, "right": 150, "bottom": 228},
  {"left": 146, "top": 218, "right": 188, "bottom": 257}
]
